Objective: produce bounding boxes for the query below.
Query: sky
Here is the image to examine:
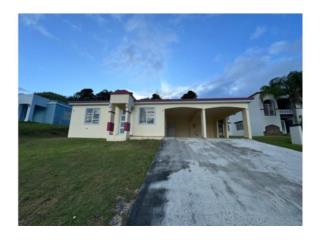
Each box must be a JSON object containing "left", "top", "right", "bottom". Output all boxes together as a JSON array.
[{"left": 19, "top": 14, "right": 302, "bottom": 99}]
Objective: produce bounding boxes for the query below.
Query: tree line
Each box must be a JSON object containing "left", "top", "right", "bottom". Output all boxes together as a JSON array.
[
  {"left": 35, "top": 70, "right": 302, "bottom": 121},
  {"left": 35, "top": 89, "right": 199, "bottom": 103}
]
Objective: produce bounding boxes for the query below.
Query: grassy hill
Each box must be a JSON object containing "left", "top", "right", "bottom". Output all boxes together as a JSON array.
[
  {"left": 19, "top": 122, "right": 69, "bottom": 138},
  {"left": 18, "top": 121, "right": 160, "bottom": 225}
]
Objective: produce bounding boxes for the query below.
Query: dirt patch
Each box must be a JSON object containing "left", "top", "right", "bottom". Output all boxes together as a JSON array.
[{"left": 110, "top": 196, "right": 135, "bottom": 225}]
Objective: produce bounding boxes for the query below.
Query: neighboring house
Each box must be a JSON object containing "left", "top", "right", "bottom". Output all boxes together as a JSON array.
[
  {"left": 19, "top": 93, "right": 72, "bottom": 126},
  {"left": 68, "top": 90, "right": 253, "bottom": 141},
  {"left": 229, "top": 92, "right": 303, "bottom": 136}
]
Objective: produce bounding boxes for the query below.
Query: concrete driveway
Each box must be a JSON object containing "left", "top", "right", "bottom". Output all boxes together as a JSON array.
[{"left": 127, "top": 138, "right": 302, "bottom": 226}]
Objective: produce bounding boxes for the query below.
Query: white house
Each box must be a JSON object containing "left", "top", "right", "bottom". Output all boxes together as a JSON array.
[
  {"left": 229, "top": 92, "right": 303, "bottom": 136},
  {"left": 68, "top": 90, "right": 254, "bottom": 141}
]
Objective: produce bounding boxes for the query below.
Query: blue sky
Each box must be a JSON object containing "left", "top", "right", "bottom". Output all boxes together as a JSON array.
[{"left": 19, "top": 14, "right": 302, "bottom": 99}]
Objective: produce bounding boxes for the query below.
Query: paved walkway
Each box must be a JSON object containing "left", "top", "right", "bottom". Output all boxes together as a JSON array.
[{"left": 127, "top": 138, "right": 302, "bottom": 226}]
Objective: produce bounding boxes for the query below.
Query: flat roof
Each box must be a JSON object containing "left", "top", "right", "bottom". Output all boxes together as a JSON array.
[
  {"left": 69, "top": 97, "right": 253, "bottom": 105},
  {"left": 69, "top": 100, "right": 109, "bottom": 106},
  {"left": 136, "top": 97, "right": 253, "bottom": 103}
]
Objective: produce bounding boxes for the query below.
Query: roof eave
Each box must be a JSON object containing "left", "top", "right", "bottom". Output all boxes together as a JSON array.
[
  {"left": 69, "top": 101, "right": 109, "bottom": 106},
  {"left": 135, "top": 98, "right": 253, "bottom": 104}
]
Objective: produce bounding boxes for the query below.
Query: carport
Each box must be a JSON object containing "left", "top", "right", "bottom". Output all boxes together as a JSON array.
[
  {"left": 165, "top": 107, "right": 202, "bottom": 137},
  {"left": 205, "top": 107, "right": 248, "bottom": 138},
  {"left": 165, "top": 106, "right": 252, "bottom": 139}
]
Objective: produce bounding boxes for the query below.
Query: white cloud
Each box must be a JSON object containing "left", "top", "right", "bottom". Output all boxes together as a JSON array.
[
  {"left": 62, "top": 18, "right": 81, "bottom": 31},
  {"left": 110, "top": 14, "right": 125, "bottom": 22},
  {"left": 129, "top": 90, "right": 148, "bottom": 100},
  {"left": 141, "top": 39, "right": 301, "bottom": 99},
  {"left": 159, "top": 81, "right": 189, "bottom": 99},
  {"left": 197, "top": 40, "right": 301, "bottom": 97},
  {"left": 87, "top": 14, "right": 108, "bottom": 25},
  {"left": 104, "top": 15, "right": 178, "bottom": 79},
  {"left": 268, "top": 40, "right": 289, "bottom": 55},
  {"left": 124, "top": 15, "right": 147, "bottom": 32},
  {"left": 21, "top": 15, "right": 58, "bottom": 40},
  {"left": 250, "top": 26, "right": 267, "bottom": 40},
  {"left": 19, "top": 87, "right": 31, "bottom": 94}
]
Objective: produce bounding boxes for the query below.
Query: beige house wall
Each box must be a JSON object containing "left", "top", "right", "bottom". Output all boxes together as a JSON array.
[
  {"left": 68, "top": 104, "right": 108, "bottom": 138},
  {"left": 189, "top": 111, "right": 202, "bottom": 137},
  {"left": 68, "top": 99, "right": 252, "bottom": 140},
  {"left": 206, "top": 117, "right": 218, "bottom": 138},
  {"left": 131, "top": 102, "right": 248, "bottom": 138},
  {"left": 130, "top": 105, "right": 165, "bottom": 138}
]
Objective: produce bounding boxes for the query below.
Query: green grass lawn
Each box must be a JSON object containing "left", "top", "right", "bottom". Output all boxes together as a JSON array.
[
  {"left": 19, "top": 122, "right": 160, "bottom": 225},
  {"left": 253, "top": 135, "right": 302, "bottom": 152}
]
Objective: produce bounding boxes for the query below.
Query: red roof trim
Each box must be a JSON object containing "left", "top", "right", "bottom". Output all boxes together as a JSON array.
[
  {"left": 110, "top": 89, "right": 136, "bottom": 100},
  {"left": 135, "top": 97, "right": 253, "bottom": 102}
]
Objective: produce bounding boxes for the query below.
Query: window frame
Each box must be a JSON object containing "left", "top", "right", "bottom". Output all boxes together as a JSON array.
[
  {"left": 84, "top": 108, "right": 101, "bottom": 124},
  {"left": 263, "top": 100, "right": 276, "bottom": 116},
  {"left": 235, "top": 121, "right": 244, "bottom": 131},
  {"left": 139, "top": 107, "right": 156, "bottom": 125}
]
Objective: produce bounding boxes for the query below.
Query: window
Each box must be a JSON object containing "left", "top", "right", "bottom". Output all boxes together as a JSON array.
[
  {"left": 84, "top": 108, "right": 100, "bottom": 124},
  {"left": 119, "top": 110, "right": 126, "bottom": 134},
  {"left": 139, "top": 107, "right": 155, "bottom": 124},
  {"left": 263, "top": 100, "right": 276, "bottom": 116},
  {"left": 235, "top": 121, "right": 243, "bottom": 131}
]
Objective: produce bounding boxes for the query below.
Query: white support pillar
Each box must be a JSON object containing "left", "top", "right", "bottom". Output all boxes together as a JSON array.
[
  {"left": 124, "top": 104, "right": 131, "bottom": 139},
  {"left": 216, "top": 121, "right": 219, "bottom": 138},
  {"left": 224, "top": 118, "right": 229, "bottom": 139},
  {"left": 24, "top": 104, "right": 34, "bottom": 122},
  {"left": 242, "top": 108, "right": 252, "bottom": 139},
  {"left": 201, "top": 109, "right": 207, "bottom": 138},
  {"left": 163, "top": 109, "right": 166, "bottom": 137},
  {"left": 107, "top": 104, "right": 115, "bottom": 136}
]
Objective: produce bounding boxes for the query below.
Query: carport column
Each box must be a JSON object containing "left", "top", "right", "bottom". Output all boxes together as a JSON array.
[
  {"left": 107, "top": 104, "right": 115, "bottom": 135},
  {"left": 24, "top": 104, "right": 34, "bottom": 122},
  {"left": 224, "top": 118, "right": 229, "bottom": 139},
  {"left": 124, "top": 104, "right": 131, "bottom": 140},
  {"left": 242, "top": 108, "right": 252, "bottom": 139},
  {"left": 201, "top": 109, "right": 207, "bottom": 138},
  {"left": 216, "top": 121, "right": 220, "bottom": 138}
]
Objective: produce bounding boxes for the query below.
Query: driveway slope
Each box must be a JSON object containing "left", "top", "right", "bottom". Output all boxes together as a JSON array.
[{"left": 127, "top": 138, "right": 302, "bottom": 226}]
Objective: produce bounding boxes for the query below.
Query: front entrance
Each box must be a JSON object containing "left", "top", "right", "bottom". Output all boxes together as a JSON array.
[
  {"left": 218, "top": 120, "right": 225, "bottom": 138},
  {"left": 281, "top": 116, "right": 293, "bottom": 134},
  {"left": 118, "top": 109, "right": 126, "bottom": 134}
]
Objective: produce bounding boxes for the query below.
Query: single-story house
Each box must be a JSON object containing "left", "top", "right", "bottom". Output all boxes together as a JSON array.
[
  {"left": 68, "top": 90, "right": 253, "bottom": 141},
  {"left": 19, "top": 93, "right": 72, "bottom": 126}
]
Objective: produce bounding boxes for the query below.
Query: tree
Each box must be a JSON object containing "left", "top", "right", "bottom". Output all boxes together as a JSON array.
[
  {"left": 260, "top": 71, "right": 302, "bottom": 124},
  {"left": 95, "top": 89, "right": 111, "bottom": 101},
  {"left": 139, "top": 97, "right": 150, "bottom": 101},
  {"left": 70, "top": 88, "right": 95, "bottom": 101},
  {"left": 285, "top": 71, "right": 302, "bottom": 105},
  {"left": 260, "top": 77, "right": 286, "bottom": 100},
  {"left": 36, "top": 92, "right": 68, "bottom": 103},
  {"left": 181, "top": 90, "right": 197, "bottom": 99},
  {"left": 151, "top": 93, "right": 161, "bottom": 100}
]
